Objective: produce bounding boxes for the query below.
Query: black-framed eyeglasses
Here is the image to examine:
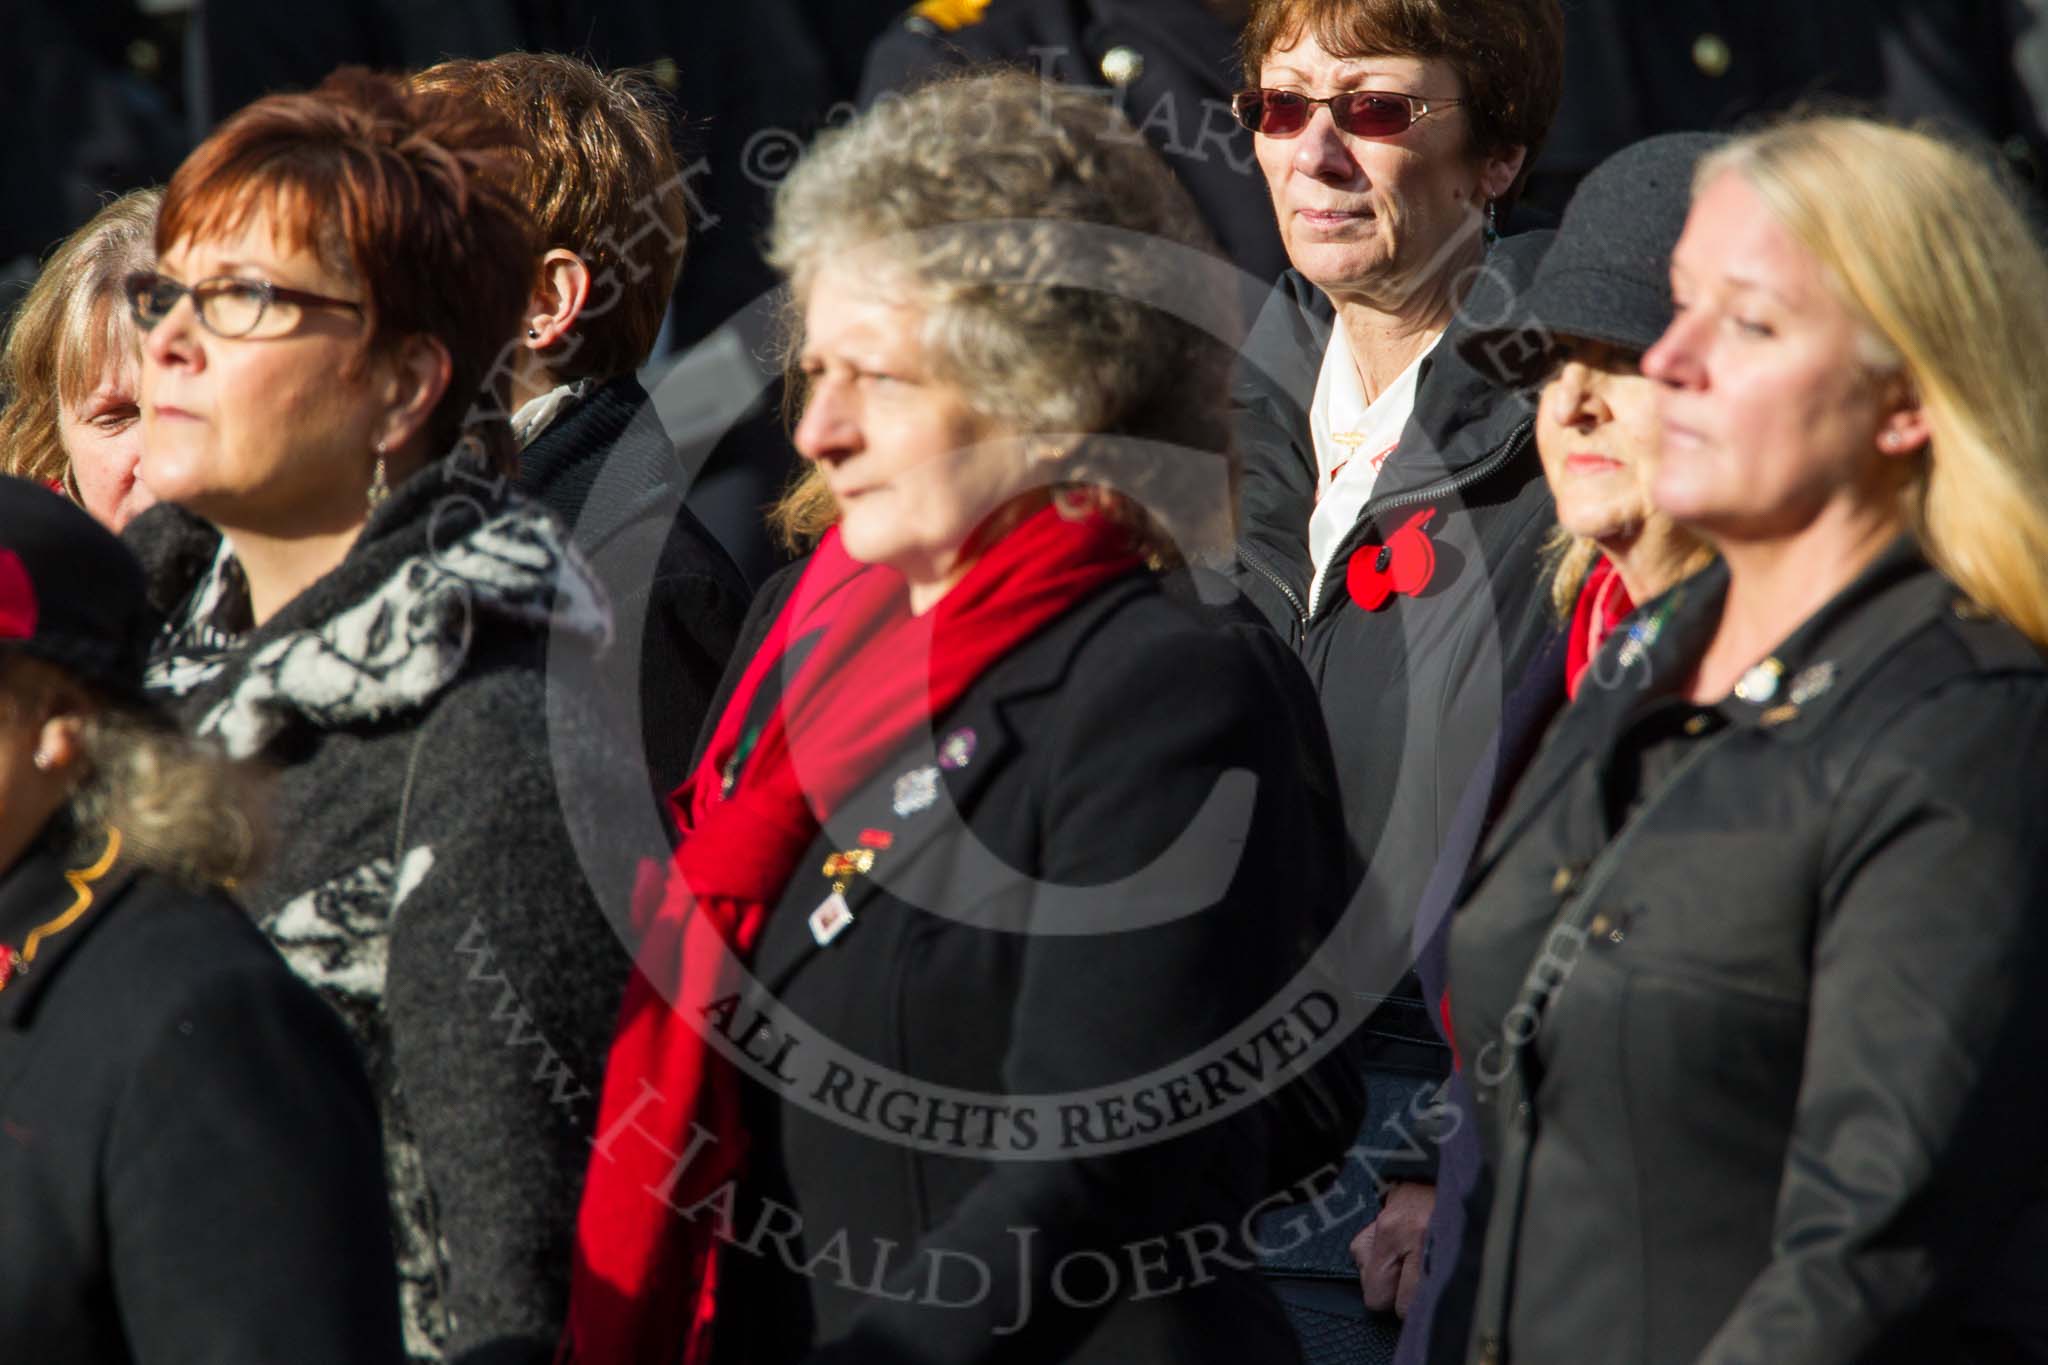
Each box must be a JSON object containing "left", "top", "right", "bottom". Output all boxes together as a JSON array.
[
  {"left": 1229, "top": 88, "right": 1465, "bottom": 139},
  {"left": 123, "top": 270, "right": 364, "bottom": 340}
]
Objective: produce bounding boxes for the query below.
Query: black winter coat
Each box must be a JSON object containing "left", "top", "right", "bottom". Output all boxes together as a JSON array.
[
  {"left": 128, "top": 454, "right": 650, "bottom": 1365},
  {"left": 702, "top": 563, "right": 1354, "bottom": 1365},
  {"left": 517, "top": 375, "right": 750, "bottom": 808},
  {"left": 1231, "top": 235, "right": 1559, "bottom": 1145},
  {"left": 1449, "top": 542, "right": 2048, "bottom": 1365},
  {"left": 0, "top": 825, "right": 402, "bottom": 1364}
]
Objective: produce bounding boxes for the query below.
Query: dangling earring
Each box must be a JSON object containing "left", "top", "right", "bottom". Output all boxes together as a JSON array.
[
  {"left": 1482, "top": 198, "right": 1500, "bottom": 250},
  {"left": 367, "top": 442, "right": 391, "bottom": 512}
]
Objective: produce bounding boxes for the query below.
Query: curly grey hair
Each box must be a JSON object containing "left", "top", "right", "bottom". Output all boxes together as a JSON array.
[{"left": 765, "top": 71, "right": 1242, "bottom": 563}]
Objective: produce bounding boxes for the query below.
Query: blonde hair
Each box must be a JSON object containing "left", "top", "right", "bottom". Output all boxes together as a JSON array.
[
  {"left": 1701, "top": 117, "right": 2048, "bottom": 647},
  {"left": 768, "top": 464, "right": 837, "bottom": 554},
  {"left": 0, "top": 190, "right": 161, "bottom": 494},
  {"left": 1, "top": 656, "right": 262, "bottom": 887}
]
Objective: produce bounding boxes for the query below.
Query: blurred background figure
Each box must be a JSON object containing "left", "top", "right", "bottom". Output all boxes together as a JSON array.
[
  {"left": 1526, "top": 0, "right": 2048, "bottom": 215},
  {"left": 411, "top": 53, "right": 750, "bottom": 808},
  {"left": 124, "top": 70, "right": 642, "bottom": 1364},
  {"left": 567, "top": 70, "right": 1355, "bottom": 1365},
  {"left": 0, "top": 0, "right": 186, "bottom": 302},
  {"left": 860, "top": 0, "right": 1290, "bottom": 287},
  {"left": 1452, "top": 115, "right": 2048, "bottom": 1364},
  {"left": 0, "top": 475, "right": 402, "bottom": 1365},
  {"left": 0, "top": 189, "right": 161, "bottom": 531}
]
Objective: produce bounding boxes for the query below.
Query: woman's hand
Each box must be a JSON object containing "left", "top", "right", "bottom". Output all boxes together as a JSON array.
[{"left": 1352, "top": 1179, "right": 1437, "bottom": 1318}]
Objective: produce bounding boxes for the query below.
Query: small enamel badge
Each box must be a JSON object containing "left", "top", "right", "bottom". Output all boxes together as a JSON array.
[
  {"left": 808, "top": 891, "right": 854, "bottom": 946},
  {"left": 1789, "top": 661, "right": 1837, "bottom": 705},
  {"left": 893, "top": 765, "right": 940, "bottom": 817},
  {"left": 938, "top": 727, "right": 977, "bottom": 771},
  {"left": 1734, "top": 657, "right": 1785, "bottom": 704}
]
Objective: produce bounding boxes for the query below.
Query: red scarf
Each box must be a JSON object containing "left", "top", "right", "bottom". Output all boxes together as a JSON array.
[
  {"left": 1564, "top": 555, "right": 1636, "bottom": 701},
  {"left": 562, "top": 505, "right": 1141, "bottom": 1365}
]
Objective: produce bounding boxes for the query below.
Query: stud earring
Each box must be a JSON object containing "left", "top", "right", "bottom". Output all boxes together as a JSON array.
[
  {"left": 32, "top": 749, "right": 54, "bottom": 772},
  {"left": 367, "top": 442, "right": 391, "bottom": 512},
  {"left": 527, "top": 328, "right": 540, "bottom": 340}
]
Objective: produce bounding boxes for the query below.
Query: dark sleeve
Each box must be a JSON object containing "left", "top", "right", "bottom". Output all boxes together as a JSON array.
[
  {"left": 813, "top": 624, "right": 1334, "bottom": 1363},
  {"left": 1698, "top": 675, "right": 2048, "bottom": 1363},
  {"left": 106, "top": 950, "right": 404, "bottom": 1365},
  {"left": 856, "top": 13, "right": 970, "bottom": 106},
  {"left": 382, "top": 679, "right": 641, "bottom": 1364},
  {"left": 635, "top": 565, "right": 749, "bottom": 808}
]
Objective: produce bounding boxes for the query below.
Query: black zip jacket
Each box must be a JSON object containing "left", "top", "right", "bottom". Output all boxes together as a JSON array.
[{"left": 1230, "top": 234, "right": 1559, "bottom": 1165}]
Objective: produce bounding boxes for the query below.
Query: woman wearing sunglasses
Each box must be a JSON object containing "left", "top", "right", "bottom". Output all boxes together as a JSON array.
[
  {"left": 1450, "top": 116, "right": 2048, "bottom": 1364},
  {"left": 1224, "top": 0, "right": 1566, "bottom": 1354},
  {"left": 122, "top": 71, "right": 643, "bottom": 1364}
]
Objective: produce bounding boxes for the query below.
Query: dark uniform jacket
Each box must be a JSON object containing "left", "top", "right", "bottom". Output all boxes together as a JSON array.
[
  {"left": 1231, "top": 234, "right": 1559, "bottom": 1145},
  {"left": 859, "top": 0, "right": 1290, "bottom": 286},
  {"left": 1527, "top": 1, "right": 2048, "bottom": 214},
  {"left": 518, "top": 375, "right": 750, "bottom": 808},
  {"left": 702, "top": 561, "right": 1353, "bottom": 1365},
  {"left": 0, "top": 826, "right": 402, "bottom": 1364},
  {"left": 1449, "top": 542, "right": 2048, "bottom": 1365}
]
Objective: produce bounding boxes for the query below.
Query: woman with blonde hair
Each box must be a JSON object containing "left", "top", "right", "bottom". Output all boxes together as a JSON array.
[
  {"left": 0, "top": 476, "right": 401, "bottom": 1362},
  {"left": 0, "top": 190, "right": 161, "bottom": 530},
  {"left": 1446, "top": 114, "right": 2048, "bottom": 1364}
]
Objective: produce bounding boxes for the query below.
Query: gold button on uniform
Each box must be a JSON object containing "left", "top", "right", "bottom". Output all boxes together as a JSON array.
[
  {"left": 1684, "top": 713, "right": 1711, "bottom": 737},
  {"left": 1100, "top": 45, "right": 1144, "bottom": 87},
  {"left": 1551, "top": 865, "right": 1577, "bottom": 895},
  {"left": 1693, "top": 32, "right": 1733, "bottom": 77}
]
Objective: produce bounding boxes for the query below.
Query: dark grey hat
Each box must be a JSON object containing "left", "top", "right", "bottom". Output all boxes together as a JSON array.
[
  {"left": 1460, "top": 131, "right": 1728, "bottom": 390},
  {"left": 0, "top": 476, "right": 152, "bottom": 701}
]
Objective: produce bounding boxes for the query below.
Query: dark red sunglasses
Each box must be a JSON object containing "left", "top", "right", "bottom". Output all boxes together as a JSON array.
[{"left": 1230, "top": 88, "right": 1464, "bottom": 139}]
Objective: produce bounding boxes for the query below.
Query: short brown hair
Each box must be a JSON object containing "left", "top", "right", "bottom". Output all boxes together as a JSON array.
[
  {"left": 0, "top": 189, "right": 159, "bottom": 491},
  {"left": 1241, "top": 0, "right": 1564, "bottom": 207},
  {"left": 413, "top": 53, "right": 688, "bottom": 382},
  {"left": 158, "top": 68, "right": 537, "bottom": 460}
]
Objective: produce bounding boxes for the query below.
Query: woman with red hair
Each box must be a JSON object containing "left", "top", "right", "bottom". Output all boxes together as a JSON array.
[{"left": 125, "top": 70, "right": 642, "bottom": 1363}]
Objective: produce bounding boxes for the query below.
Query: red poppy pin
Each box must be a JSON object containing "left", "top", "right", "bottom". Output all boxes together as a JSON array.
[
  {"left": 0, "top": 549, "right": 36, "bottom": 641},
  {"left": 1347, "top": 506, "right": 1438, "bottom": 611}
]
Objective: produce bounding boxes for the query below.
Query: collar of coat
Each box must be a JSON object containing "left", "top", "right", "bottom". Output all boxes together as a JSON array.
[
  {"left": 1236, "top": 230, "right": 1556, "bottom": 515},
  {"left": 1582, "top": 536, "right": 2030, "bottom": 733},
  {"left": 0, "top": 821, "right": 139, "bottom": 1028},
  {"left": 128, "top": 449, "right": 612, "bottom": 760},
  {"left": 1473, "top": 536, "right": 2045, "bottom": 882},
  {"left": 515, "top": 373, "right": 688, "bottom": 556}
]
